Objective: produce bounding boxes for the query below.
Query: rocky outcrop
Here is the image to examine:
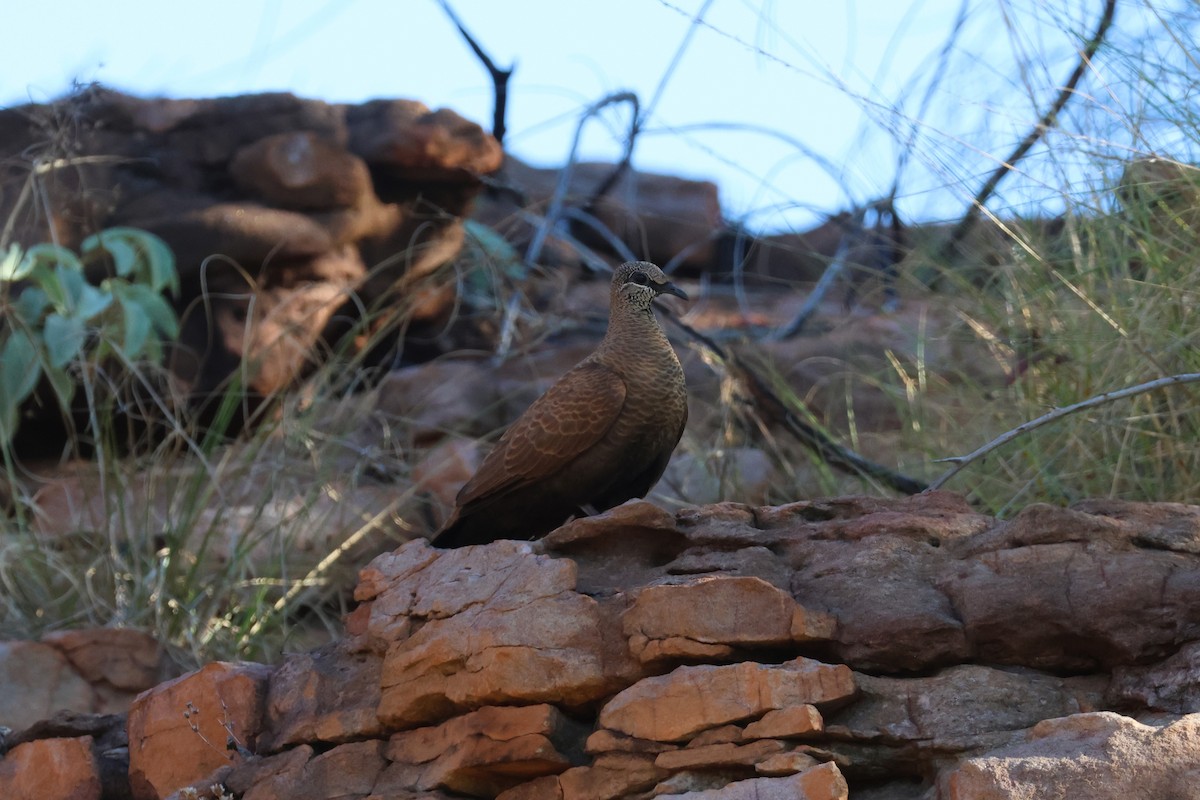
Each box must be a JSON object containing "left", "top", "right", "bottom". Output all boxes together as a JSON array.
[
  {"left": 5, "top": 492, "right": 1200, "bottom": 798},
  {"left": 0, "top": 88, "right": 502, "bottom": 452}
]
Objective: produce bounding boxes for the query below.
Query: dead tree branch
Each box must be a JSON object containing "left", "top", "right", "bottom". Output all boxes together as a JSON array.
[
  {"left": 438, "top": 0, "right": 513, "bottom": 144},
  {"left": 927, "top": 371, "right": 1200, "bottom": 491},
  {"left": 938, "top": 0, "right": 1116, "bottom": 261}
]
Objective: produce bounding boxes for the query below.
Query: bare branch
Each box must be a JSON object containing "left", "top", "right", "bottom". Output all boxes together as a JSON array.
[
  {"left": 437, "top": 0, "right": 513, "bottom": 144},
  {"left": 927, "top": 372, "right": 1200, "bottom": 491},
  {"left": 938, "top": 0, "right": 1117, "bottom": 261}
]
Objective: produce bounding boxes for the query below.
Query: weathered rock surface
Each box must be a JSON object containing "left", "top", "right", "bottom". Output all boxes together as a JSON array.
[
  {"left": 7, "top": 493, "right": 1200, "bottom": 798},
  {"left": 0, "top": 88, "right": 501, "bottom": 454},
  {"left": 941, "top": 712, "right": 1200, "bottom": 799}
]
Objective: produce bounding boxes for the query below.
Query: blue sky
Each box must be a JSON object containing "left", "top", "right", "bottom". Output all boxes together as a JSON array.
[{"left": 3, "top": 1, "right": 1179, "bottom": 229}]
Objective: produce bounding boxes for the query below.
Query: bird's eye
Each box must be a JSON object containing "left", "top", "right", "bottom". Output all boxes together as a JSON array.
[{"left": 630, "top": 271, "right": 650, "bottom": 286}]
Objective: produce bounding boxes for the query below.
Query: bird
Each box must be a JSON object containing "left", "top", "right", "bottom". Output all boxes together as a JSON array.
[{"left": 432, "top": 260, "right": 689, "bottom": 548}]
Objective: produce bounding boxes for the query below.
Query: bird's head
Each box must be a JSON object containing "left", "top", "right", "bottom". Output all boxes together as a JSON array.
[{"left": 612, "top": 261, "right": 688, "bottom": 310}]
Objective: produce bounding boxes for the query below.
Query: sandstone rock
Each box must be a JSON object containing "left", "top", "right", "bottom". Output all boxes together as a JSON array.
[
  {"left": 598, "top": 658, "right": 856, "bottom": 742},
  {"left": 0, "top": 736, "right": 101, "bottom": 800},
  {"left": 755, "top": 750, "right": 822, "bottom": 776},
  {"left": 826, "top": 665, "right": 1100, "bottom": 753},
  {"left": 356, "top": 539, "right": 644, "bottom": 727},
  {"left": 585, "top": 729, "right": 676, "bottom": 755},
  {"left": 384, "top": 704, "right": 586, "bottom": 796},
  {"left": 0, "top": 641, "right": 95, "bottom": 730},
  {"left": 346, "top": 100, "right": 502, "bottom": 179},
  {"left": 656, "top": 739, "right": 787, "bottom": 771},
  {"left": 260, "top": 641, "right": 384, "bottom": 750},
  {"left": 665, "top": 761, "right": 847, "bottom": 800},
  {"left": 226, "top": 741, "right": 389, "bottom": 800},
  {"left": 623, "top": 575, "right": 835, "bottom": 663},
  {"left": 743, "top": 705, "right": 823, "bottom": 739},
  {"left": 136, "top": 202, "right": 333, "bottom": 273},
  {"left": 375, "top": 359, "right": 507, "bottom": 445},
  {"left": 687, "top": 726, "right": 746, "bottom": 747},
  {"left": 941, "top": 711, "right": 1200, "bottom": 799},
  {"left": 43, "top": 629, "right": 172, "bottom": 713},
  {"left": 497, "top": 753, "right": 668, "bottom": 800},
  {"left": 127, "top": 661, "right": 273, "bottom": 800},
  {"left": 230, "top": 131, "right": 372, "bottom": 210},
  {"left": 656, "top": 770, "right": 749, "bottom": 795},
  {"left": 1109, "top": 640, "right": 1200, "bottom": 713}
]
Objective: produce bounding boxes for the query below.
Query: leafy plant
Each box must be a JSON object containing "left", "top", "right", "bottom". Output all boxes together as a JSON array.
[{"left": 0, "top": 227, "right": 179, "bottom": 442}]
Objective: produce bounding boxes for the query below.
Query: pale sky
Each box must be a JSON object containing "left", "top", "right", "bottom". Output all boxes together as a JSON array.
[{"left": 3, "top": 0, "right": 1184, "bottom": 229}]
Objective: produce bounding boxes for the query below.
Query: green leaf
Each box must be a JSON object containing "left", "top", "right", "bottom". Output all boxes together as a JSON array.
[
  {"left": 43, "top": 313, "right": 87, "bottom": 368},
  {"left": 122, "top": 283, "right": 180, "bottom": 339},
  {"left": 76, "top": 283, "right": 114, "bottom": 320},
  {"left": 44, "top": 362, "right": 76, "bottom": 413},
  {"left": 0, "top": 243, "right": 24, "bottom": 281},
  {"left": 0, "top": 329, "right": 43, "bottom": 405},
  {"left": 54, "top": 263, "right": 87, "bottom": 314},
  {"left": 83, "top": 228, "right": 178, "bottom": 294},
  {"left": 116, "top": 292, "right": 152, "bottom": 359},
  {"left": 12, "top": 286, "right": 50, "bottom": 324}
]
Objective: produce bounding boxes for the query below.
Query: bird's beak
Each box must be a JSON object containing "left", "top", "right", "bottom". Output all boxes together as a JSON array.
[{"left": 655, "top": 280, "right": 689, "bottom": 301}]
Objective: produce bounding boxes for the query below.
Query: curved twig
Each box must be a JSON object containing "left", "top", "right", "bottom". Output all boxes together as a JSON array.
[
  {"left": 927, "top": 372, "right": 1200, "bottom": 491},
  {"left": 525, "top": 92, "right": 640, "bottom": 266},
  {"left": 938, "top": 0, "right": 1117, "bottom": 260}
]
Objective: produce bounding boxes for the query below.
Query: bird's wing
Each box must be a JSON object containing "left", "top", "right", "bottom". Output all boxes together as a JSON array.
[{"left": 455, "top": 362, "right": 627, "bottom": 509}]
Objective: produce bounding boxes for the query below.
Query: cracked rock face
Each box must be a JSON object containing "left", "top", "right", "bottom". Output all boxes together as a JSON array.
[{"left": 7, "top": 492, "right": 1200, "bottom": 799}]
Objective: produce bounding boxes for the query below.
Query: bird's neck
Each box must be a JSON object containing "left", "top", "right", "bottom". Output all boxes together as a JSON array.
[{"left": 593, "top": 300, "right": 676, "bottom": 371}]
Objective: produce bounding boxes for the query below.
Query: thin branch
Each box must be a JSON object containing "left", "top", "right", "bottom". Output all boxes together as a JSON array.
[
  {"left": 665, "top": 313, "right": 928, "bottom": 495},
  {"left": 437, "top": 0, "right": 513, "bottom": 144},
  {"left": 525, "top": 91, "right": 639, "bottom": 266},
  {"left": 938, "top": 0, "right": 1117, "bottom": 261},
  {"left": 927, "top": 372, "right": 1200, "bottom": 491},
  {"left": 583, "top": 0, "right": 715, "bottom": 212}
]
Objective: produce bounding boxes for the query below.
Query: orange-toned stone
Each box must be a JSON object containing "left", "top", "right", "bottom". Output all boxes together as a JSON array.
[
  {"left": 743, "top": 705, "right": 823, "bottom": 739},
  {"left": 384, "top": 704, "right": 585, "bottom": 796},
  {"left": 624, "top": 576, "right": 835, "bottom": 663},
  {"left": 599, "top": 658, "right": 856, "bottom": 742},
  {"left": 0, "top": 736, "right": 101, "bottom": 800},
  {"left": 0, "top": 641, "right": 95, "bottom": 731},
  {"left": 656, "top": 739, "right": 786, "bottom": 771},
  {"left": 127, "top": 661, "right": 272, "bottom": 800},
  {"left": 663, "top": 762, "right": 847, "bottom": 799}
]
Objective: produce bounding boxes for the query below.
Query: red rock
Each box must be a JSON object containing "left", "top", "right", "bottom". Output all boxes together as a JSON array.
[
  {"left": 412, "top": 438, "right": 484, "bottom": 527},
  {"left": 0, "top": 736, "right": 101, "bottom": 800},
  {"left": 346, "top": 100, "right": 502, "bottom": 179},
  {"left": 259, "top": 642, "right": 384, "bottom": 750},
  {"left": 0, "top": 641, "right": 95, "bottom": 731},
  {"left": 1110, "top": 640, "right": 1200, "bottom": 713},
  {"left": 743, "top": 705, "right": 823, "bottom": 739},
  {"left": 230, "top": 131, "right": 372, "bottom": 210},
  {"left": 226, "top": 741, "right": 388, "bottom": 800},
  {"left": 623, "top": 575, "right": 835, "bottom": 663},
  {"left": 825, "top": 665, "right": 1099, "bottom": 754},
  {"left": 43, "top": 629, "right": 171, "bottom": 713},
  {"left": 655, "top": 739, "right": 786, "bottom": 771},
  {"left": 598, "top": 658, "right": 856, "bottom": 742},
  {"left": 127, "top": 661, "right": 273, "bottom": 800},
  {"left": 584, "top": 729, "right": 676, "bottom": 755},
  {"left": 755, "top": 750, "right": 822, "bottom": 776},
  {"left": 384, "top": 704, "right": 585, "bottom": 796},
  {"left": 497, "top": 753, "right": 667, "bottom": 800},
  {"left": 358, "top": 539, "right": 644, "bottom": 727},
  {"left": 666, "top": 762, "right": 847, "bottom": 800},
  {"left": 941, "top": 712, "right": 1200, "bottom": 800}
]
